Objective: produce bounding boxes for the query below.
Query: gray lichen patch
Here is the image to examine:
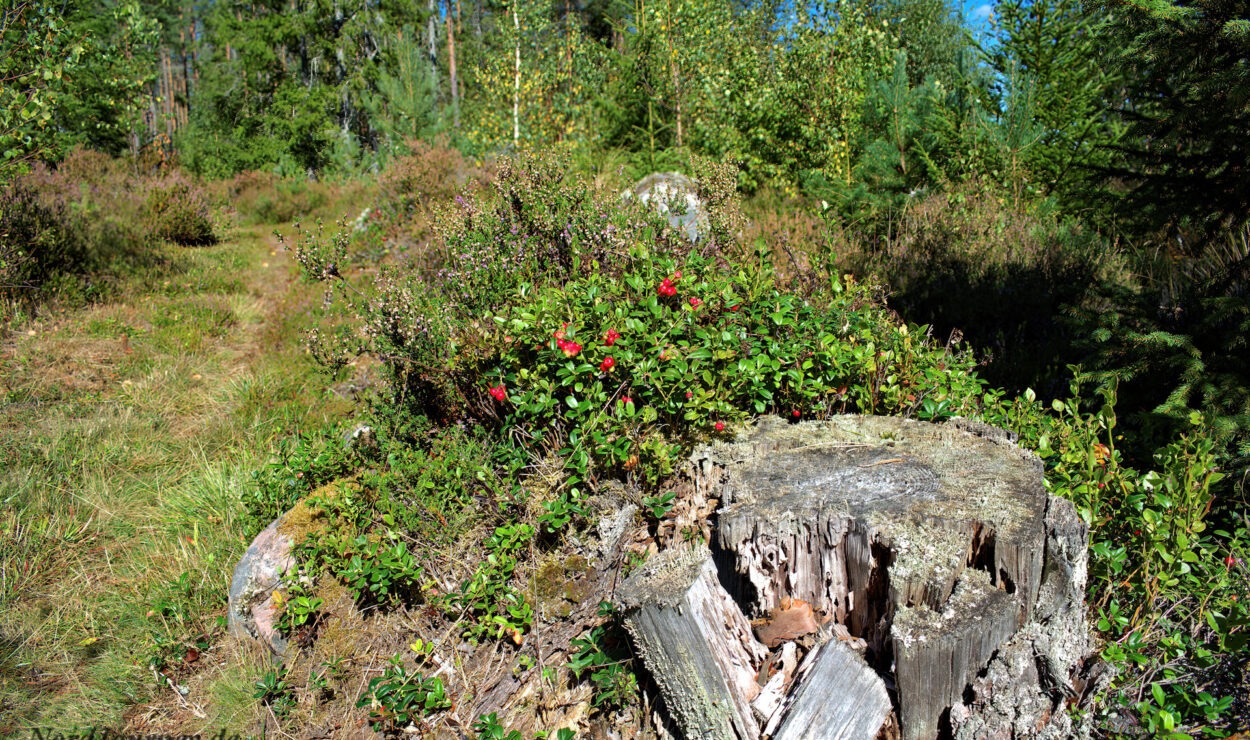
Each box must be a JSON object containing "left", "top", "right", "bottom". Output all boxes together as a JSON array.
[{"left": 887, "top": 518, "right": 974, "bottom": 611}]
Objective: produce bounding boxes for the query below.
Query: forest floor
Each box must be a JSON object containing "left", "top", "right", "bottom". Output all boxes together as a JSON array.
[{"left": 0, "top": 218, "right": 353, "bottom": 736}]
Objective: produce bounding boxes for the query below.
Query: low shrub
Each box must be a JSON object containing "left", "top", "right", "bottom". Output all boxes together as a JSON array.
[
  {"left": 0, "top": 148, "right": 218, "bottom": 315},
  {"left": 980, "top": 381, "right": 1249, "bottom": 736},
  {"left": 826, "top": 183, "right": 1124, "bottom": 395},
  {"left": 145, "top": 172, "right": 217, "bottom": 246}
]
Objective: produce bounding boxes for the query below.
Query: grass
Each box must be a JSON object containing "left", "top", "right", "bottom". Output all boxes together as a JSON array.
[{"left": 0, "top": 218, "right": 355, "bottom": 736}]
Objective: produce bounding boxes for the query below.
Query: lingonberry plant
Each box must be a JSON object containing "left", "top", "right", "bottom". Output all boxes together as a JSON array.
[{"left": 485, "top": 248, "right": 985, "bottom": 529}]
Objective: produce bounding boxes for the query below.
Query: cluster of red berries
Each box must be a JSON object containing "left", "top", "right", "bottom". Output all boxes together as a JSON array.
[
  {"left": 657, "top": 270, "right": 683, "bottom": 297},
  {"left": 552, "top": 323, "right": 582, "bottom": 357},
  {"left": 600, "top": 357, "right": 615, "bottom": 372},
  {"left": 489, "top": 385, "right": 507, "bottom": 401},
  {"left": 603, "top": 328, "right": 621, "bottom": 346}
]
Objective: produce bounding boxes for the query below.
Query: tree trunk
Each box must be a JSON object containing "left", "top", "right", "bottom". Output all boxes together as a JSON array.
[
  {"left": 446, "top": 0, "right": 459, "bottom": 129},
  {"left": 512, "top": 0, "right": 521, "bottom": 147},
  {"left": 427, "top": 0, "right": 439, "bottom": 105},
  {"left": 619, "top": 416, "right": 1094, "bottom": 740}
]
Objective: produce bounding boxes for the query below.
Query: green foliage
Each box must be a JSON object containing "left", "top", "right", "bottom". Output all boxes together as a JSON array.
[
  {"left": 358, "top": 655, "right": 452, "bottom": 731},
  {"left": 254, "top": 665, "right": 297, "bottom": 718},
  {"left": 0, "top": 2, "right": 83, "bottom": 182},
  {"left": 1102, "top": 0, "right": 1250, "bottom": 238},
  {"left": 980, "top": 381, "right": 1249, "bottom": 736},
  {"left": 472, "top": 713, "right": 524, "bottom": 740},
  {"left": 984, "top": 0, "right": 1124, "bottom": 205},
  {"left": 275, "top": 574, "right": 324, "bottom": 635},
  {"left": 565, "top": 602, "right": 638, "bottom": 710},
  {"left": 295, "top": 156, "right": 984, "bottom": 535},
  {"left": 450, "top": 523, "right": 535, "bottom": 641},
  {"left": 321, "top": 534, "right": 426, "bottom": 607},
  {"left": 244, "top": 422, "right": 360, "bottom": 533}
]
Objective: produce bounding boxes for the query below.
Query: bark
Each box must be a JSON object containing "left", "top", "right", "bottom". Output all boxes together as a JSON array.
[{"left": 617, "top": 546, "right": 766, "bottom": 739}]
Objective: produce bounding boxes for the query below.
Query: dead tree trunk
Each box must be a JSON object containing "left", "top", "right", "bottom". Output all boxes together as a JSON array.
[{"left": 618, "top": 415, "right": 1093, "bottom": 740}]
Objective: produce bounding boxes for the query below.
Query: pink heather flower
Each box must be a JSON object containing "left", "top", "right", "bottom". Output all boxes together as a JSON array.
[
  {"left": 600, "top": 356, "right": 615, "bottom": 372},
  {"left": 489, "top": 385, "right": 507, "bottom": 402},
  {"left": 604, "top": 328, "right": 621, "bottom": 346},
  {"left": 714, "top": 421, "right": 725, "bottom": 432},
  {"left": 688, "top": 297, "right": 703, "bottom": 308}
]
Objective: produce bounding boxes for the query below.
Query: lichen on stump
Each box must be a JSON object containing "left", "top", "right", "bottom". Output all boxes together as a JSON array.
[{"left": 620, "top": 415, "right": 1091, "bottom": 739}]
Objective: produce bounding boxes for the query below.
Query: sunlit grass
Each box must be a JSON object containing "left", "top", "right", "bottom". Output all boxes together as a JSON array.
[{"left": 0, "top": 222, "right": 351, "bottom": 735}]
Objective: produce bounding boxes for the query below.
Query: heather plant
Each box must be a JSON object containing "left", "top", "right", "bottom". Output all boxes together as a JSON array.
[
  {"left": 0, "top": 149, "right": 219, "bottom": 316},
  {"left": 144, "top": 171, "right": 217, "bottom": 246}
]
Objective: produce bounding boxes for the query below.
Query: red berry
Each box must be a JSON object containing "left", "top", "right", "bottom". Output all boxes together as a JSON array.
[
  {"left": 620, "top": 396, "right": 632, "bottom": 405},
  {"left": 604, "top": 329, "right": 621, "bottom": 346},
  {"left": 685, "top": 391, "right": 693, "bottom": 400},
  {"left": 600, "top": 356, "right": 616, "bottom": 372},
  {"left": 714, "top": 421, "right": 725, "bottom": 432},
  {"left": 489, "top": 385, "right": 507, "bottom": 401},
  {"left": 792, "top": 409, "right": 801, "bottom": 418},
  {"left": 673, "top": 270, "right": 682, "bottom": 280},
  {"left": 1227, "top": 555, "right": 1239, "bottom": 568},
  {"left": 688, "top": 297, "right": 703, "bottom": 308}
]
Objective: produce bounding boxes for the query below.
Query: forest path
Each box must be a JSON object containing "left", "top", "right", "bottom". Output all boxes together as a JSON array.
[{"left": 0, "top": 221, "right": 349, "bottom": 736}]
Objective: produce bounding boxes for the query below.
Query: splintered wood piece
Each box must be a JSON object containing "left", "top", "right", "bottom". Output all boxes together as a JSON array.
[
  {"left": 892, "top": 569, "right": 1019, "bottom": 740},
  {"left": 755, "top": 598, "right": 820, "bottom": 648},
  {"left": 751, "top": 642, "right": 798, "bottom": 725},
  {"left": 617, "top": 546, "right": 767, "bottom": 739},
  {"left": 767, "top": 639, "right": 892, "bottom": 740}
]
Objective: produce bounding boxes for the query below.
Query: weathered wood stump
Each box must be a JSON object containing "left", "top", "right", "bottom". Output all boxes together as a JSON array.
[{"left": 618, "top": 415, "right": 1091, "bottom": 739}]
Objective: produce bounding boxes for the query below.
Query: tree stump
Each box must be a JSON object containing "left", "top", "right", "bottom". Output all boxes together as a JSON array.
[{"left": 618, "top": 415, "right": 1092, "bottom": 739}]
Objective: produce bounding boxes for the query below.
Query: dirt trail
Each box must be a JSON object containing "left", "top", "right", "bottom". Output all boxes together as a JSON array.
[{"left": 0, "top": 221, "right": 345, "bottom": 736}]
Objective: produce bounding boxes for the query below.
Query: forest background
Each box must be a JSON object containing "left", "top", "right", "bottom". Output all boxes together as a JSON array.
[{"left": 1, "top": 0, "right": 1248, "bottom": 734}]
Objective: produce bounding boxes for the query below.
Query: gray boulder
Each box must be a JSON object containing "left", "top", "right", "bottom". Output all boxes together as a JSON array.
[
  {"left": 628, "top": 172, "right": 709, "bottom": 242},
  {"left": 227, "top": 516, "right": 295, "bottom": 657}
]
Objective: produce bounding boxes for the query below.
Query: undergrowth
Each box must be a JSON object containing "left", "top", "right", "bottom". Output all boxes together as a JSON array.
[{"left": 247, "top": 151, "right": 1248, "bottom": 737}]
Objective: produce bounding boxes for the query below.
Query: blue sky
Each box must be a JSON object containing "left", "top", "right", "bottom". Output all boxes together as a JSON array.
[{"left": 967, "top": 1, "right": 994, "bottom": 24}]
